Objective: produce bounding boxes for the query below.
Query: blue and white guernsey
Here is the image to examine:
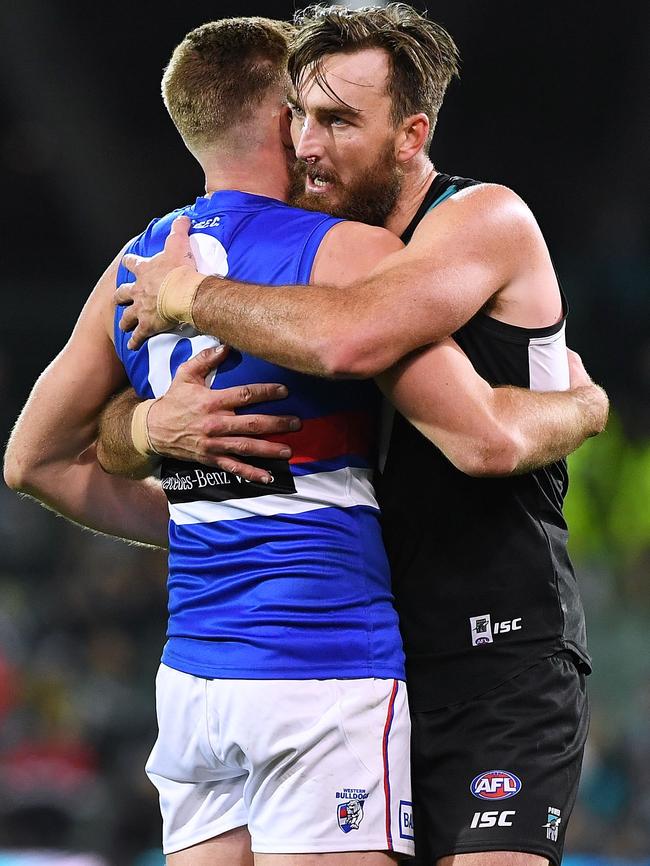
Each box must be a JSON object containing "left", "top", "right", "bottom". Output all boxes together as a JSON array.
[{"left": 115, "top": 190, "right": 405, "bottom": 681}]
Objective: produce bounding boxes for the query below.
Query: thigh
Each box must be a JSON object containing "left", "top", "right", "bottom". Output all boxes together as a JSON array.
[
  {"left": 255, "top": 853, "right": 400, "bottom": 865},
  {"left": 239, "top": 678, "right": 413, "bottom": 859},
  {"left": 411, "top": 653, "right": 588, "bottom": 866},
  {"left": 438, "top": 854, "right": 548, "bottom": 866},
  {"left": 168, "top": 825, "right": 254, "bottom": 866}
]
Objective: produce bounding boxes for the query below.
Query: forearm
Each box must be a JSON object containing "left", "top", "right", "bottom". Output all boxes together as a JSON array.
[
  {"left": 492, "top": 383, "right": 609, "bottom": 474},
  {"left": 191, "top": 275, "right": 353, "bottom": 377},
  {"left": 182, "top": 271, "right": 427, "bottom": 379},
  {"left": 12, "top": 444, "right": 168, "bottom": 548},
  {"left": 97, "top": 389, "right": 160, "bottom": 478},
  {"left": 189, "top": 266, "right": 470, "bottom": 379},
  {"left": 379, "top": 339, "right": 609, "bottom": 479}
]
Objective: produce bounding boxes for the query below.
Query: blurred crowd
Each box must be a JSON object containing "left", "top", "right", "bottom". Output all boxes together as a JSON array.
[{"left": 0, "top": 488, "right": 167, "bottom": 863}]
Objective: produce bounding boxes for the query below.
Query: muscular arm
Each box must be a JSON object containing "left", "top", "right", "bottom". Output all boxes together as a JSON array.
[
  {"left": 115, "top": 207, "right": 607, "bottom": 476},
  {"left": 378, "top": 340, "right": 609, "bottom": 477},
  {"left": 117, "top": 184, "right": 540, "bottom": 377},
  {"left": 106, "top": 220, "right": 407, "bottom": 474},
  {"left": 3, "top": 251, "right": 169, "bottom": 548}
]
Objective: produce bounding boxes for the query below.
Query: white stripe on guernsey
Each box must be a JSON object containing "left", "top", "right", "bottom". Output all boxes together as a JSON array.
[
  {"left": 169, "top": 467, "right": 377, "bottom": 525},
  {"left": 528, "top": 324, "right": 570, "bottom": 392},
  {"left": 189, "top": 232, "right": 229, "bottom": 279},
  {"left": 147, "top": 332, "right": 220, "bottom": 397},
  {"left": 146, "top": 232, "right": 229, "bottom": 396}
]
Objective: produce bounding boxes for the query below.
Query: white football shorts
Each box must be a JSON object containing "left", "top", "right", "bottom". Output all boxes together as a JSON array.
[{"left": 145, "top": 664, "right": 414, "bottom": 857}]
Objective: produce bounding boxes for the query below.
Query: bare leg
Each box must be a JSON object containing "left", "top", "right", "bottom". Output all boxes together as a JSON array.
[
  {"left": 168, "top": 825, "right": 254, "bottom": 866},
  {"left": 438, "top": 853, "right": 549, "bottom": 866},
  {"left": 255, "top": 852, "right": 400, "bottom": 865}
]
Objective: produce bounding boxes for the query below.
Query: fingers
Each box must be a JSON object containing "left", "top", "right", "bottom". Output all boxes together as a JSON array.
[
  {"left": 118, "top": 303, "right": 138, "bottom": 333},
  {"left": 175, "top": 346, "right": 229, "bottom": 383},
  {"left": 121, "top": 252, "right": 141, "bottom": 276},
  {"left": 207, "top": 413, "right": 301, "bottom": 439},
  {"left": 205, "top": 436, "right": 293, "bottom": 461},
  {"left": 165, "top": 215, "right": 194, "bottom": 260},
  {"left": 127, "top": 318, "right": 175, "bottom": 349},
  {"left": 127, "top": 325, "right": 151, "bottom": 351},
  {"left": 169, "top": 215, "right": 192, "bottom": 237},
  {"left": 215, "top": 382, "right": 290, "bottom": 411},
  {"left": 117, "top": 308, "right": 151, "bottom": 349},
  {"left": 210, "top": 457, "right": 275, "bottom": 485},
  {"left": 566, "top": 347, "right": 592, "bottom": 389},
  {"left": 114, "top": 281, "right": 135, "bottom": 307}
]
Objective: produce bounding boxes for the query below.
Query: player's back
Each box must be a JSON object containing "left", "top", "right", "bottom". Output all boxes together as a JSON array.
[{"left": 114, "top": 190, "right": 404, "bottom": 683}]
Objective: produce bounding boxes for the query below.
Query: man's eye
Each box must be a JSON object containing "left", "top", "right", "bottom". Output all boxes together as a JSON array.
[
  {"left": 290, "top": 106, "right": 305, "bottom": 120},
  {"left": 331, "top": 116, "right": 348, "bottom": 127}
]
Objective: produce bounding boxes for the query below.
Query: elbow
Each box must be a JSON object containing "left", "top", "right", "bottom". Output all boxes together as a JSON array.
[
  {"left": 314, "top": 332, "right": 388, "bottom": 380},
  {"left": 452, "top": 430, "right": 523, "bottom": 478},
  {"left": 3, "top": 451, "right": 36, "bottom": 494},
  {"left": 3, "top": 439, "right": 55, "bottom": 497}
]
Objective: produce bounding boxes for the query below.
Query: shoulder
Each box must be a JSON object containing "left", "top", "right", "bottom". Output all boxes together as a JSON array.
[
  {"left": 312, "top": 221, "right": 404, "bottom": 287},
  {"left": 406, "top": 182, "right": 544, "bottom": 270},
  {"left": 413, "top": 182, "right": 539, "bottom": 245},
  {"left": 133, "top": 205, "right": 191, "bottom": 256},
  {"left": 116, "top": 205, "right": 191, "bottom": 289}
]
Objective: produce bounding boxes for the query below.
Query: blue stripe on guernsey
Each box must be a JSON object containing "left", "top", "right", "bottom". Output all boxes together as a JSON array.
[
  {"left": 425, "top": 184, "right": 458, "bottom": 214},
  {"left": 290, "top": 455, "right": 372, "bottom": 476},
  {"left": 113, "top": 190, "right": 405, "bottom": 682},
  {"left": 162, "top": 506, "right": 400, "bottom": 679}
]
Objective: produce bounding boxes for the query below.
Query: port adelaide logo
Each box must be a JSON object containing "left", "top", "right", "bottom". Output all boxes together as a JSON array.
[
  {"left": 471, "top": 770, "right": 522, "bottom": 800},
  {"left": 469, "top": 613, "right": 522, "bottom": 647}
]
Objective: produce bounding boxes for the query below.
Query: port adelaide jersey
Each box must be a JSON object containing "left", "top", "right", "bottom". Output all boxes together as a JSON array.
[
  {"left": 378, "top": 173, "right": 590, "bottom": 711},
  {"left": 114, "top": 190, "right": 405, "bottom": 683}
]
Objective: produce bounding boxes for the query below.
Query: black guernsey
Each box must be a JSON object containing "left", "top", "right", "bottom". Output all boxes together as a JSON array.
[{"left": 379, "top": 173, "right": 591, "bottom": 711}]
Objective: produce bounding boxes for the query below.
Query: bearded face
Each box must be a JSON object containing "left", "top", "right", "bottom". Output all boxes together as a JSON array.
[{"left": 288, "top": 137, "right": 403, "bottom": 227}]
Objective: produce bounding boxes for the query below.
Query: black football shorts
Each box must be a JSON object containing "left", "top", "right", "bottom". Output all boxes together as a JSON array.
[{"left": 409, "top": 651, "right": 589, "bottom": 865}]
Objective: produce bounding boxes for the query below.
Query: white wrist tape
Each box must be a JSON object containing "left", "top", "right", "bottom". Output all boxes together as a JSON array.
[
  {"left": 131, "top": 399, "right": 159, "bottom": 457},
  {"left": 157, "top": 266, "right": 205, "bottom": 327}
]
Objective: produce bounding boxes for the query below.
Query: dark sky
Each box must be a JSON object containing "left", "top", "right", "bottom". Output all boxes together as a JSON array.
[{"left": 1, "top": 0, "right": 648, "bottom": 436}]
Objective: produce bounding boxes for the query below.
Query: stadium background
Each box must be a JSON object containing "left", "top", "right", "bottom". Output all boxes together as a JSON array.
[{"left": 0, "top": 0, "right": 648, "bottom": 863}]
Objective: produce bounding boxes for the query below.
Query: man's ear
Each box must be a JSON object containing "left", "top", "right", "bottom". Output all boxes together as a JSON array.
[
  {"left": 280, "top": 105, "right": 294, "bottom": 149},
  {"left": 395, "top": 113, "right": 430, "bottom": 164}
]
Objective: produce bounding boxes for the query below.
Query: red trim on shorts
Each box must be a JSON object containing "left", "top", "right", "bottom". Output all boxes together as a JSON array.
[{"left": 382, "top": 679, "right": 399, "bottom": 850}]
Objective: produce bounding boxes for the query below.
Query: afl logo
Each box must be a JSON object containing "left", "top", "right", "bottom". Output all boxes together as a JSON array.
[{"left": 470, "top": 770, "right": 522, "bottom": 800}]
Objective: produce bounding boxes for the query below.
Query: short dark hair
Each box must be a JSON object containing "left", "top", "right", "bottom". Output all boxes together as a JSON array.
[
  {"left": 162, "top": 17, "right": 295, "bottom": 149},
  {"left": 290, "top": 3, "right": 459, "bottom": 144}
]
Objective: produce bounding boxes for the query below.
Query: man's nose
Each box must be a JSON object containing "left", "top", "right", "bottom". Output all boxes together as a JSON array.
[{"left": 294, "top": 118, "right": 324, "bottom": 162}]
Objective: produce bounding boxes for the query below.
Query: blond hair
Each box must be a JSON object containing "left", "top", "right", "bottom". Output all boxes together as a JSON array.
[{"left": 162, "top": 17, "right": 295, "bottom": 149}]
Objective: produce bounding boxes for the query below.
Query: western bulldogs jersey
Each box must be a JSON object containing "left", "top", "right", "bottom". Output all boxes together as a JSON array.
[
  {"left": 379, "top": 174, "right": 589, "bottom": 711},
  {"left": 115, "top": 190, "right": 405, "bottom": 681}
]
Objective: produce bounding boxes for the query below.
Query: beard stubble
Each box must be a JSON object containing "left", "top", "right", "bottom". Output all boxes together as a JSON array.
[{"left": 288, "top": 140, "right": 402, "bottom": 227}]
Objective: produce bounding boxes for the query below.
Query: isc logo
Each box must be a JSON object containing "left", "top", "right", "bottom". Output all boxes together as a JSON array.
[
  {"left": 470, "top": 810, "right": 516, "bottom": 828},
  {"left": 493, "top": 618, "right": 522, "bottom": 634},
  {"left": 470, "top": 770, "right": 522, "bottom": 800}
]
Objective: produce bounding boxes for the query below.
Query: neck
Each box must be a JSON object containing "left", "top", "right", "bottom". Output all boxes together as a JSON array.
[
  {"left": 384, "top": 153, "right": 437, "bottom": 237},
  {"left": 204, "top": 159, "right": 290, "bottom": 202},
  {"left": 199, "top": 135, "right": 292, "bottom": 202}
]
